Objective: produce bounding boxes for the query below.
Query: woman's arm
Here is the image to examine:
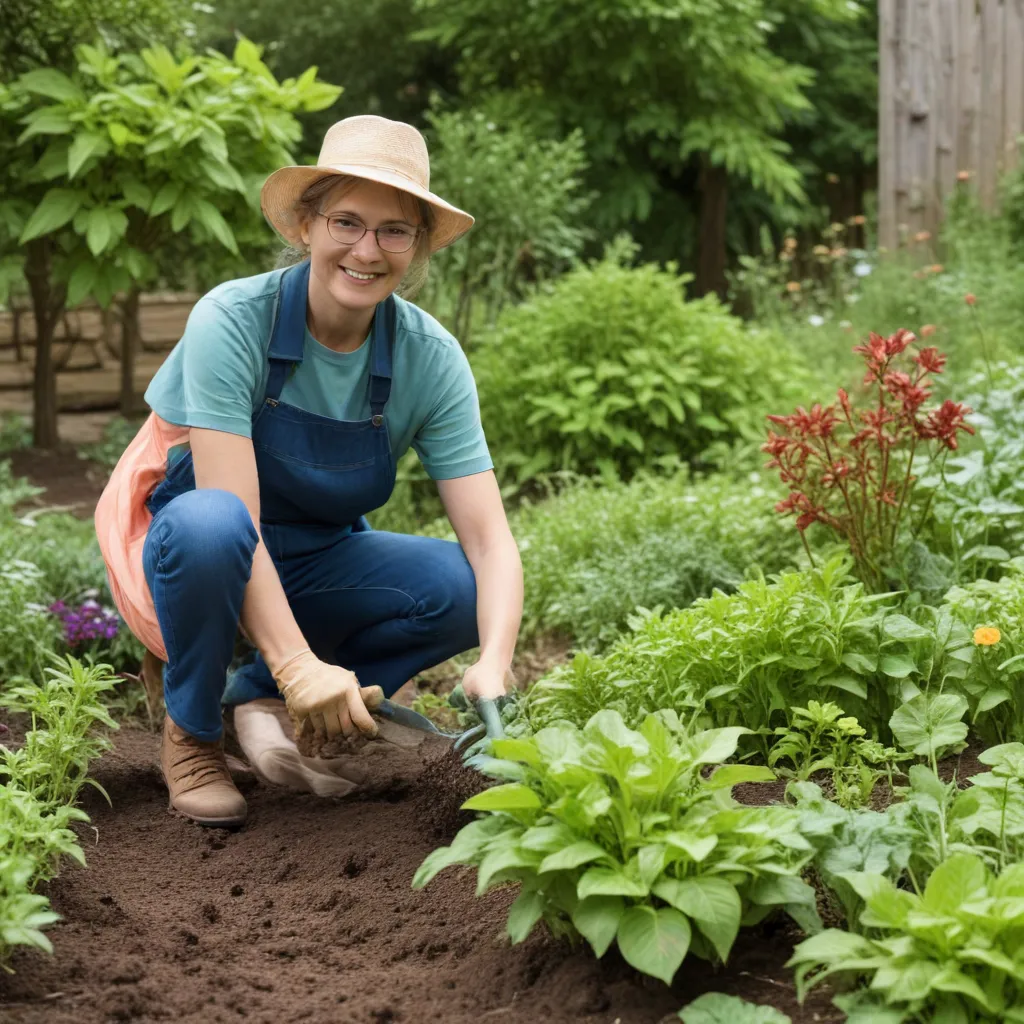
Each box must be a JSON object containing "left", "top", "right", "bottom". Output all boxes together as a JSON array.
[
  {"left": 189, "top": 427, "right": 308, "bottom": 671},
  {"left": 437, "top": 470, "right": 523, "bottom": 699}
]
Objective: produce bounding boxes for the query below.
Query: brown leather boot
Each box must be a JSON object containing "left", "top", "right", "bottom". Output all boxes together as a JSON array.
[{"left": 160, "top": 716, "right": 247, "bottom": 827}]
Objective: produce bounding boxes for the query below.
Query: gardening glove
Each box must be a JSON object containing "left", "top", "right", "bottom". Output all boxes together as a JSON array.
[{"left": 272, "top": 649, "right": 384, "bottom": 740}]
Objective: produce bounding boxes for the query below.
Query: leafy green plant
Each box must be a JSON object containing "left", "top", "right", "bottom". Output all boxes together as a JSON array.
[
  {"left": 414, "top": 711, "right": 819, "bottom": 986},
  {"left": 889, "top": 692, "right": 968, "bottom": 765},
  {"left": 790, "top": 853, "right": 1024, "bottom": 1023},
  {"left": 769, "top": 701, "right": 902, "bottom": 808},
  {"left": 471, "top": 240, "right": 815, "bottom": 488},
  {"left": 679, "top": 993, "right": 791, "bottom": 1023},
  {"left": 520, "top": 555, "right": 970, "bottom": 747},
  {"left": 423, "top": 107, "right": 591, "bottom": 343},
  {"left": 510, "top": 467, "right": 801, "bottom": 648},
  {"left": 943, "top": 563, "right": 1024, "bottom": 744}
]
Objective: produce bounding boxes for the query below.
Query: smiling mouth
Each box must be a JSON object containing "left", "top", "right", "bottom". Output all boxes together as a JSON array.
[{"left": 341, "top": 267, "right": 383, "bottom": 282}]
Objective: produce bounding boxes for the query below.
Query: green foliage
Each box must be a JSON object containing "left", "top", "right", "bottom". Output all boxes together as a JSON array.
[
  {"left": 414, "top": 0, "right": 859, "bottom": 250},
  {"left": 679, "top": 993, "right": 791, "bottom": 1023},
  {"left": 413, "top": 711, "right": 818, "bottom": 985},
  {"left": 943, "top": 562, "right": 1024, "bottom": 745},
  {"left": 472, "top": 242, "right": 814, "bottom": 487},
  {"left": 769, "top": 701, "right": 902, "bottom": 808},
  {"left": 521, "top": 555, "right": 975, "bottom": 747},
  {"left": 510, "top": 468, "right": 800, "bottom": 648},
  {"left": 0, "top": 414, "right": 31, "bottom": 454},
  {"left": 0, "top": 655, "right": 119, "bottom": 963},
  {"left": 6, "top": 39, "right": 340, "bottom": 307},
  {"left": 79, "top": 415, "right": 143, "bottom": 470},
  {"left": 790, "top": 854, "right": 1024, "bottom": 1023},
  {"left": 423, "top": 108, "right": 591, "bottom": 342}
]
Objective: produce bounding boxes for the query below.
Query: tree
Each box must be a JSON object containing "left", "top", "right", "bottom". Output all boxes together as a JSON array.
[
  {"left": 3, "top": 40, "right": 340, "bottom": 443},
  {"left": 414, "top": 0, "right": 860, "bottom": 295}
]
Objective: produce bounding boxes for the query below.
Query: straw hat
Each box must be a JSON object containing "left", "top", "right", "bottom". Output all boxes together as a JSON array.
[{"left": 261, "top": 115, "right": 474, "bottom": 253}]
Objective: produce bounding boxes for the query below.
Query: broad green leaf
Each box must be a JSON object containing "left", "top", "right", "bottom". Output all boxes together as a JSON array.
[
  {"left": 18, "top": 68, "right": 82, "bottom": 102},
  {"left": 653, "top": 877, "right": 741, "bottom": 962},
  {"left": 491, "top": 738, "right": 542, "bottom": 765},
  {"left": 85, "top": 208, "right": 126, "bottom": 256},
  {"left": 705, "top": 764, "right": 776, "bottom": 789},
  {"left": 890, "top": 693, "right": 968, "bottom": 757},
  {"left": 585, "top": 709, "right": 647, "bottom": 753},
  {"left": 19, "top": 188, "right": 84, "bottom": 242},
  {"left": 976, "top": 689, "right": 1011, "bottom": 715},
  {"left": 412, "top": 843, "right": 471, "bottom": 888},
  {"left": 572, "top": 895, "right": 624, "bottom": 957},
  {"left": 923, "top": 854, "right": 988, "bottom": 916},
  {"left": 818, "top": 673, "right": 868, "bottom": 699},
  {"left": 679, "top": 992, "right": 792, "bottom": 1023},
  {"left": 462, "top": 783, "right": 540, "bottom": 812},
  {"left": 476, "top": 845, "right": 537, "bottom": 894},
  {"left": 688, "top": 727, "right": 750, "bottom": 765},
  {"left": 539, "top": 840, "right": 607, "bottom": 873},
  {"left": 65, "top": 259, "right": 98, "bottom": 306},
  {"left": 150, "top": 182, "right": 182, "bottom": 216},
  {"left": 879, "top": 653, "right": 917, "bottom": 678},
  {"left": 68, "top": 132, "right": 109, "bottom": 178},
  {"left": 882, "top": 613, "right": 933, "bottom": 643},
  {"left": 122, "top": 178, "right": 152, "bottom": 212},
  {"left": 577, "top": 866, "right": 649, "bottom": 899},
  {"left": 192, "top": 199, "right": 238, "bottom": 253},
  {"left": 616, "top": 905, "right": 691, "bottom": 985},
  {"left": 506, "top": 888, "right": 544, "bottom": 944}
]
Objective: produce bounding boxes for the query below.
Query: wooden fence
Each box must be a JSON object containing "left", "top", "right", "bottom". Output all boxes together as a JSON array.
[{"left": 879, "top": 0, "right": 1024, "bottom": 248}]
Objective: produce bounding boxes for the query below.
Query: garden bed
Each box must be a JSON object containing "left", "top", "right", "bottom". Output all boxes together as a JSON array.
[{"left": 0, "top": 726, "right": 841, "bottom": 1024}]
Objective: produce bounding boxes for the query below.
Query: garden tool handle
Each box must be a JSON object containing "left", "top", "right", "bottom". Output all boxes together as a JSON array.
[{"left": 475, "top": 698, "right": 505, "bottom": 741}]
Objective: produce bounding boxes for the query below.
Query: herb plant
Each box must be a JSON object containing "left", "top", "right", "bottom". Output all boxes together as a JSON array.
[
  {"left": 679, "top": 993, "right": 791, "bottom": 1023},
  {"left": 414, "top": 711, "right": 820, "bottom": 986}
]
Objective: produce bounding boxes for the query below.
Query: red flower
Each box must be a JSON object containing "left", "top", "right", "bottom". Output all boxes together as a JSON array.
[
  {"left": 885, "top": 329, "right": 916, "bottom": 356},
  {"left": 918, "top": 400, "right": 975, "bottom": 449},
  {"left": 914, "top": 347, "right": 946, "bottom": 374},
  {"left": 965, "top": 293, "right": 977, "bottom": 306}
]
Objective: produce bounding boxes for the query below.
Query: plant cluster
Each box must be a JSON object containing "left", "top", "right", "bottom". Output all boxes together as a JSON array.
[
  {"left": 763, "top": 329, "right": 974, "bottom": 591},
  {"left": 1, "top": 656, "right": 118, "bottom": 961},
  {"left": 471, "top": 241, "right": 813, "bottom": 488},
  {"left": 414, "top": 712, "right": 819, "bottom": 985},
  {"left": 49, "top": 597, "right": 120, "bottom": 647}
]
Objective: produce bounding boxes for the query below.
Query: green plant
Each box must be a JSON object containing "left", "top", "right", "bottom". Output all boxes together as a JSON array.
[
  {"left": 414, "top": 711, "right": 819, "bottom": 986},
  {"left": 510, "top": 467, "right": 801, "bottom": 648},
  {"left": 78, "top": 415, "right": 143, "bottom": 470},
  {"left": 763, "top": 329, "right": 975, "bottom": 591},
  {"left": 472, "top": 240, "right": 815, "bottom": 488},
  {"left": 679, "top": 993, "right": 791, "bottom": 1023},
  {"left": 790, "top": 853, "right": 1024, "bottom": 1023},
  {"left": 423, "top": 107, "right": 591, "bottom": 343},
  {"left": 769, "top": 701, "right": 902, "bottom": 808},
  {"left": 889, "top": 692, "right": 968, "bottom": 767},
  {"left": 520, "top": 555, "right": 963, "bottom": 747},
  {"left": 0, "top": 414, "right": 30, "bottom": 454}
]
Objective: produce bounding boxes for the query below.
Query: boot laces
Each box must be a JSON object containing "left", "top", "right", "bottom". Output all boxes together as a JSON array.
[{"left": 170, "top": 736, "right": 231, "bottom": 790}]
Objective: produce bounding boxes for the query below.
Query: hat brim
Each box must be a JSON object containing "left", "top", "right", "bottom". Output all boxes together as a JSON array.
[{"left": 260, "top": 164, "right": 474, "bottom": 253}]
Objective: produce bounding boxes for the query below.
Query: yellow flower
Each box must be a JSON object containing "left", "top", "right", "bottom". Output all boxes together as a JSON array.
[{"left": 974, "top": 626, "right": 1001, "bottom": 646}]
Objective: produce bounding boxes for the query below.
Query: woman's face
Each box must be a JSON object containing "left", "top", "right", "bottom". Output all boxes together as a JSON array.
[{"left": 300, "top": 178, "right": 421, "bottom": 315}]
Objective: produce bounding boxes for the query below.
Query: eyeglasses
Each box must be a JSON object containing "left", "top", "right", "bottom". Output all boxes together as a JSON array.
[{"left": 319, "top": 214, "right": 421, "bottom": 254}]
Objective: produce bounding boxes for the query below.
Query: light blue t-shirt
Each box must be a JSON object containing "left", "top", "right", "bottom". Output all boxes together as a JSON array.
[{"left": 144, "top": 268, "right": 493, "bottom": 481}]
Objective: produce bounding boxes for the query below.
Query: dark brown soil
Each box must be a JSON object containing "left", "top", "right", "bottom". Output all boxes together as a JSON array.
[
  {"left": 0, "top": 725, "right": 841, "bottom": 1024},
  {"left": 7, "top": 445, "right": 108, "bottom": 518}
]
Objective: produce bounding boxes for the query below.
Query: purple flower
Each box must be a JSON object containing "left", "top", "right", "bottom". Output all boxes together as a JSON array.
[{"left": 49, "top": 599, "right": 121, "bottom": 648}]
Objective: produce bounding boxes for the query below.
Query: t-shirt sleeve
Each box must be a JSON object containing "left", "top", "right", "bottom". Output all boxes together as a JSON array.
[
  {"left": 146, "top": 297, "right": 261, "bottom": 438},
  {"left": 412, "top": 341, "right": 493, "bottom": 480}
]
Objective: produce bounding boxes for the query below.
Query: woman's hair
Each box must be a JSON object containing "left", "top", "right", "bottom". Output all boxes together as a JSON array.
[{"left": 276, "top": 174, "right": 434, "bottom": 299}]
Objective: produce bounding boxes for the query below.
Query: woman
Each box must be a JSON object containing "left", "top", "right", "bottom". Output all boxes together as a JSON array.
[{"left": 95, "top": 115, "right": 523, "bottom": 828}]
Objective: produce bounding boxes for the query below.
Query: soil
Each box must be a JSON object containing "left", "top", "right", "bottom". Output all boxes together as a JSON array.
[
  {"left": 6, "top": 444, "right": 109, "bottom": 518},
  {"left": 0, "top": 725, "right": 843, "bottom": 1024}
]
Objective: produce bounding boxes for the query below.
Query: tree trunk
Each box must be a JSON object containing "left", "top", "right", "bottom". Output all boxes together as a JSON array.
[
  {"left": 695, "top": 156, "right": 729, "bottom": 299},
  {"left": 23, "top": 240, "right": 64, "bottom": 449},
  {"left": 119, "top": 287, "right": 141, "bottom": 417}
]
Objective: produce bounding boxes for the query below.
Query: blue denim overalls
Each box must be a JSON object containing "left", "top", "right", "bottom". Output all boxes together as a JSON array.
[{"left": 142, "top": 261, "right": 479, "bottom": 742}]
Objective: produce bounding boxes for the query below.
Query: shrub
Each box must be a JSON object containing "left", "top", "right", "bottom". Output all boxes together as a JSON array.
[
  {"left": 414, "top": 712, "right": 819, "bottom": 986},
  {"left": 471, "top": 241, "right": 815, "bottom": 488},
  {"left": 511, "top": 468, "right": 802, "bottom": 648}
]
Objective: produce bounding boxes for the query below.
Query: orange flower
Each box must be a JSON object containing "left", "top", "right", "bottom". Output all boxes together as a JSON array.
[
  {"left": 965, "top": 293, "right": 977, "bottom": 306},
  {"left": 974, "top": 626, "right": 1001, "bottom": 646},
  {"left": 848, "top": 215, "right": 866, "bottom": 226},
  {"left": 920, "top": 324, "right": 937, "bottom": 338},
  {"left": 786, "top": 281, "right": 802, "bottom": 293},
  {"left": 914, "top": 231, "right": 932, "bottom": 243},
  {"left": 929, "top": 264, "right": 944, "bottom": 274},
  {"left": 957, "top": 170, "right": 971, "bottom": 182}
]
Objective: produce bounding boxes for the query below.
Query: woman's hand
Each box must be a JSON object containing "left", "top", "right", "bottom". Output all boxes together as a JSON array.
[
  {"left": 461, "top": 659, "right": 513, "bottom": 702},
  {"left": 272, "top": 649, "right": 383, "bottom": 738}
]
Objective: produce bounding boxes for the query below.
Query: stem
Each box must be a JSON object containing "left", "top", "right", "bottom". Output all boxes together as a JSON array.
[
  {"left": 890, "top": 435, "right": 918, "bottom": 550},
  {"left": 969, "top": 305, "right": 994, "bottom": 393}
]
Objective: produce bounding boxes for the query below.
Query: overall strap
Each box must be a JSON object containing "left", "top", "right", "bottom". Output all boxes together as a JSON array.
[
  {"left": 265, "top": 260, "right": 311, "bottom": 403},
  {"left": 368, "top": 295, "right": 396, "bottom": 424}
]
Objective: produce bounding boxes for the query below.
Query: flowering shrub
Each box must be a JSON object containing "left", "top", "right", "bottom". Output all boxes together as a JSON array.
[
  {"left": 763, "top": 329, "right": 975, "bottom": 591},
  {"left": 48, "top": 598, "right": 120, "bottom": 648}
]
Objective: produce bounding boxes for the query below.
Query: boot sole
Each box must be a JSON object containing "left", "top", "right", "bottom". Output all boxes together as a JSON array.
[{"left": 167, "top": 796, "right": 247, "bottom": 828}]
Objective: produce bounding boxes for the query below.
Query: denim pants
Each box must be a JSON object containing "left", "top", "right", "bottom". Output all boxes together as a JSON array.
[{"left": 143, "top": 488, "right": 479, "bottom": 741}]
